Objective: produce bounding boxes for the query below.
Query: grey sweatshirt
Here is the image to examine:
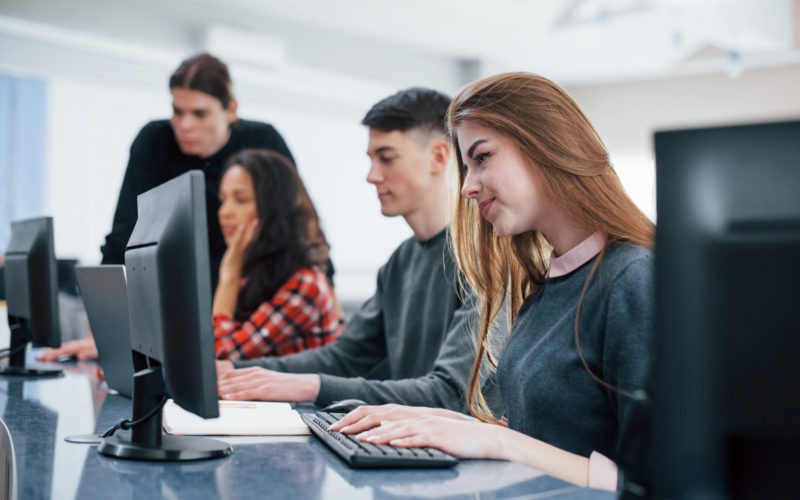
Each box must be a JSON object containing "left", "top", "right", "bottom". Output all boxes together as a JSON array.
[
  {"left": 497, "top": 243, "right": 653, "bottom": 464},
  {"left": 234, "top": 229, "right": 497, "bottom": 411}
]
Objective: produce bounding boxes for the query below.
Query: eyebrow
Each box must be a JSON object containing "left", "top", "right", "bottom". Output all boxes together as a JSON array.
[
  {"left": 172, "top": 105, "right": 210, "bottom": 113},
  {"left": 367, "top": 146, "right": 396, "bottom": 156},
  {"left": 221, "top": 187, "right": 251, "bottom": 196},
  {"left": 466, "top": 139, "right": 488, "bottom": 159}
]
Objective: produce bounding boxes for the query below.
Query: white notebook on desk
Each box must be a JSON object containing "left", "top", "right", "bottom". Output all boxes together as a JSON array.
[{"left": 163, "top": 400, "right": 310, "bottom": 436}]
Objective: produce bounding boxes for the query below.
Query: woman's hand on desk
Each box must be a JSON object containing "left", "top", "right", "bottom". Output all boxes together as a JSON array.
[
  {"left": 217, "top": 366, "right": 321, "bottom": 402},
  {"left": 330, "top": 404, "right": 476, "bottom": 434},
  {"left": 36, "top": 336, "right": 98, "bottom": 362}
]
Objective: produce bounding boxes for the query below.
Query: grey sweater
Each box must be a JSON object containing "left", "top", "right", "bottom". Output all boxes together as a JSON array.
[
  {"left": 496, "top": 243, "right": 653, "bottom": 464},
  {"left": 234, "top": 229, "right": 489, "bottom": 411}
]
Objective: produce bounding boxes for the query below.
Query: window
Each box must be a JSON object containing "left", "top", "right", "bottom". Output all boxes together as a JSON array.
[{"left": 0, "top": 74, "right": 47, "bottom": 252}]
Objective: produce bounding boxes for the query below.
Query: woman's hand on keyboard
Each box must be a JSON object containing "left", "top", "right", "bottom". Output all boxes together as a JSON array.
[
  {"left": 351, "top": 414, "right": 510, "bottom": 460},
  {"left": 330, "top": 404, "right": 474, "bottom": 434}
]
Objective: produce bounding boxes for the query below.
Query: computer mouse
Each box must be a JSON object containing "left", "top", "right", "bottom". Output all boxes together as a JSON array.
[
  {"left": 320, "top": 399, "right": 368, "bottom": 413},
  {"left": 55, "top": 354, "right": 78, "bottom": 363}
]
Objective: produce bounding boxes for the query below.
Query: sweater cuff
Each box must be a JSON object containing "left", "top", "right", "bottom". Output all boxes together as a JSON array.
[
  {"left": 232, "top": 357, "right": 276, "bottom": 370},
  {"left": 315, "top": 373, "right": 346, "bottom": 406},
  {"left": 588, "top": 451, "right": 618, "bottom": 491}
]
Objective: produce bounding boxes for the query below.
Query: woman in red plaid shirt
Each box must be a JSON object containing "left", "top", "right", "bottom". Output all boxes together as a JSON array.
[{"left": 213, "top": 149, "right": 342, "bottom": 360}]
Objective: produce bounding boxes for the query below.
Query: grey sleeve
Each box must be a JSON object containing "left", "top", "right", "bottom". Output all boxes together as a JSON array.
[
  {"left": 315, "top": 302, "right": 480, "bottom": 411},
  {"left": 601, "top": 255, "right": 654, "bottom": 462},
  {"left": 232, "top": 271, "right": 389, "bottom": 377}
]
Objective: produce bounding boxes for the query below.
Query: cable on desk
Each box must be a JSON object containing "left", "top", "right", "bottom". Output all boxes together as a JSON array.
[
  {"left": 101, "top": 396, "right": 168, "bottom": 438},
  {"left": 0, "top": 343, "right": 27, "bottom": 360}
]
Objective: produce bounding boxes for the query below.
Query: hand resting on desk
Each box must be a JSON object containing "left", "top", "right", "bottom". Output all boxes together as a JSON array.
[
  {"left": 216, "top": 359, "right": 235, "bottom": 377},
  {"left": 217, "top": 365, "right": 321, "bottom": 402},
  {"left": 36, "top": 335, "right": 98, "bottom": 362}
]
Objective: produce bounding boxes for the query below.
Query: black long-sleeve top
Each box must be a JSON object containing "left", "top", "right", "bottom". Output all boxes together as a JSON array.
[{"left": 100, "top": 118, "right": 295, "bottom": 288}]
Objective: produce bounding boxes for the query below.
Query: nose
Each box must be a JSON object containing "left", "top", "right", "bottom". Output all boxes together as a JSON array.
[
  {"left": 460, "top": 167, "right": 480, "bottom": 199},
  {"left": 174, "top": 113, "right": 195, "bottom": 132},
  {"left": 366, "top": 161, "right": 383, "bottom": 185},
  {"left": 218, "top": 199, "right": 232, "bottom": 222}
]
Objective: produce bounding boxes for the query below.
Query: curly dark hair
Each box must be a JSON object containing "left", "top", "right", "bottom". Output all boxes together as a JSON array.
[{"left": 223, "top": 150, "right": 325, "bottom": 322}]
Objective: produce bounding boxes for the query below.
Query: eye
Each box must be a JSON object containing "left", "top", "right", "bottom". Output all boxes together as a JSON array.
[
  {"left": 194, "top": 111, "right": 207, "bottom": 119},
  {"left": 234, "top": 194, "right": 253, "bottom": 205},
  {"left": 474, "top": 152, "right": 490, "bottom": 165}
]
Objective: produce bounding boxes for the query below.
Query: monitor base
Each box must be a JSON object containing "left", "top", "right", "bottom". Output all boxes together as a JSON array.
[
  {"left": 97, "top": 434, "right": 232, "bottom": 461},
  {"left": 0, "top": 365, "right": 64, "bottom": 378}
]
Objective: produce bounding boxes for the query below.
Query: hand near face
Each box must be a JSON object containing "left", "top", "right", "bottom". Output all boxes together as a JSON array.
[
  {"left": 219, "top": 219, "right": 259, "bottom": 282},
  {"left": 330, "top": 404, "right": 475, "bottom": 434},
  {"left": 217, "top": 164, "right": 259, "bottom": 283},
  {"left": 217, "top": 366, "right": 321, "bottom": 402}
]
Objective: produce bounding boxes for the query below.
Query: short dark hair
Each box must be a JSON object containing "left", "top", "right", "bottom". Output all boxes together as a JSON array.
[
  {"left": 169, "top": 52, "right": 234, "bottom": 108},
  {"left": 361, "top": 87, "right": 450, "bottom": 135}
]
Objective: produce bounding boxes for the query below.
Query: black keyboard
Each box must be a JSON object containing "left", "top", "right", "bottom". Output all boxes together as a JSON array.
[{"left": 302, "top": 411, "right": 458, "bottom": 468}]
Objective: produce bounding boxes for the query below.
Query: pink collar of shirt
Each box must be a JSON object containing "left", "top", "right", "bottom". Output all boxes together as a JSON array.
[{"left": 547, "top": 232, "right": 606, "bottom": 278}]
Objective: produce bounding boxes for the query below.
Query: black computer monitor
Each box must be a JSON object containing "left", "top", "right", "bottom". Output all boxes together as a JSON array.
[
  {"left": 1, "top": 216, "right": 63, "bottom": 377},
  {"left": 653, "top": 120, "right": 800, "bottom": 498},
  {"left": 97, "top": 171, "right": 230, "bottom": 461}
]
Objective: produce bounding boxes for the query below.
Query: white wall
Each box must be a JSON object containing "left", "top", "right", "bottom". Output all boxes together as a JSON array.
[
  {"left": 41, "top": 72, "right": 411, "bottom": 302},
  {"left": 569, "top": 64, "right": 800, "bottom": 220},
  {"left": 0, "top": 7, "right": 464, "bottom": 302},
  {"left": 571, "top": 65, "right": 800, "bottom": 154},
  {"left": 3, "top": 2, "right": 800, "bottom": 301}
]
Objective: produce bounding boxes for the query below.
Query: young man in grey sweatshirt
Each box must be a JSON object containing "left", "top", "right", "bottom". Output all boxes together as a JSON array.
[{"left": 216, "top": 88, "right": 498, "bottom": 412}]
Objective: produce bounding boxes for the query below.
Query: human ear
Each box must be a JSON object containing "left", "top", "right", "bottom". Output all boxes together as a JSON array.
[
  {"left": 430, "top": 140, "right": 450, "bottom": 175},
  {"left": 225, "top": 98, "right": 239, "bottom": 124}
]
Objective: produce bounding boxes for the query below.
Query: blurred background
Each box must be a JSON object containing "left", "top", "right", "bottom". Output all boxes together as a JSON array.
[{"left": 1, "top": 0, "right": 799, "bottom": 303}]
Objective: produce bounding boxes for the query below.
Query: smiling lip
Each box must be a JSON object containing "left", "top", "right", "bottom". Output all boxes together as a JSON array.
[{"left": 478, "top": 199, "right": 494, "bottom": 219}]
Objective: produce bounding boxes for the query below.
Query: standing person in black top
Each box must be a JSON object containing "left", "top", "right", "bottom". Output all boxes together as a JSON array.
[
  {"left": 38, "top": 52, "right": 307, "bottom": 362},
  {"left": 101, "top": 52, "right": 295, "bottom": 288}
]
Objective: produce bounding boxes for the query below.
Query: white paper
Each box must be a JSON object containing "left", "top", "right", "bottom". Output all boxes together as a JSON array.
[{"left": 162, "top": 399, "right": 310, "bottom": 436}]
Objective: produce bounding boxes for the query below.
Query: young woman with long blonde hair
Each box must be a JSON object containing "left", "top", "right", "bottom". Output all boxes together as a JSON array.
[{"left": 331, "top": 72, "right": 655, "bottom": 492}]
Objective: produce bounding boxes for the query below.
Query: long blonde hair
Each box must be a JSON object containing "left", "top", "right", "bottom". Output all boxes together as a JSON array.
[{"left": 448, "top": 72, "right": 655, "bottom": 422}]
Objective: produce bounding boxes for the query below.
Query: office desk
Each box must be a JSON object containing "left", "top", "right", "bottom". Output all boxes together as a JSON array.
[{"left": 0, "top": 363, "right": 614, "bottom": 500}]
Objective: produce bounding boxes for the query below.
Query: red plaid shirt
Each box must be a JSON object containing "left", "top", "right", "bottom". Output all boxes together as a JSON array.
[{"left": 213, "top": 267, "right": 342, "bottom": 360}]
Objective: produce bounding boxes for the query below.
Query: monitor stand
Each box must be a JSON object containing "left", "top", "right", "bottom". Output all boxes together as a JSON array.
[
  {"left": 97, "top": 365, "right": 231, "bottom": 461},
  {"left": 0, "top": 320, "right": 63, "bottom": 377}
]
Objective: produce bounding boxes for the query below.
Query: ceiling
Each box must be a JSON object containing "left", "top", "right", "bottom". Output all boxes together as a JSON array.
[
  {"left": 198, "top": 0, "right": 798, "bottom": 86},
  {"left": 1, "top": 0, "right": 797, "bottom": 89}
]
